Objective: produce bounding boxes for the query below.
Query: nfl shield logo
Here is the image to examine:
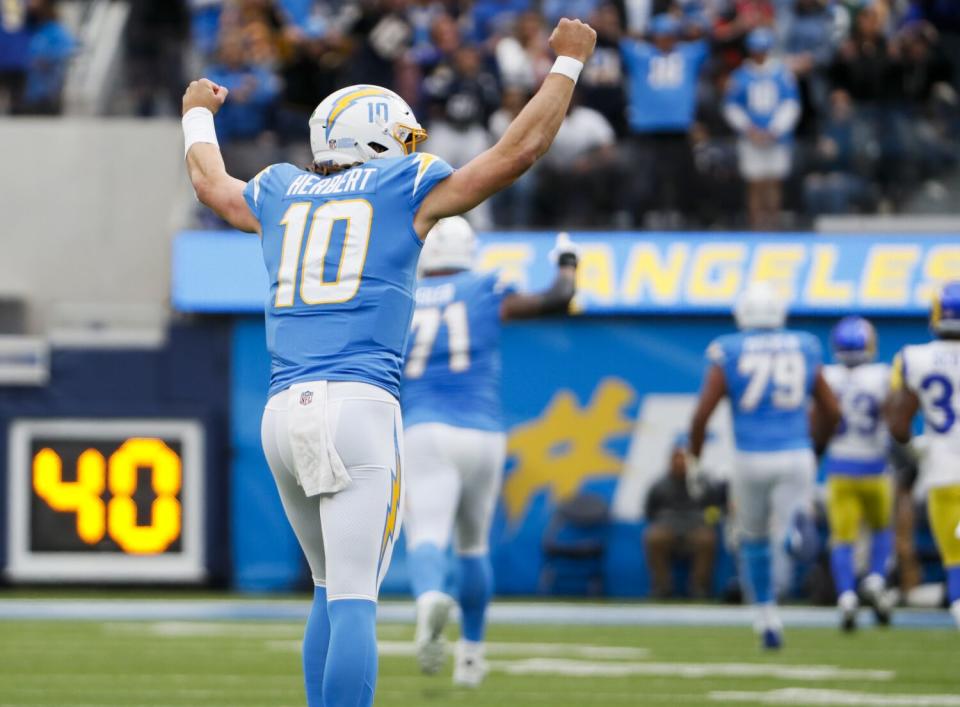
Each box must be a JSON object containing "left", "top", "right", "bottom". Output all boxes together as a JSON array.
[{"left": 300, "top": 390, "right": 314, "bottom": 406}]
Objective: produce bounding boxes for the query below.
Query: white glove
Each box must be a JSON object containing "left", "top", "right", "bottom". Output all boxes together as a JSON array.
[{"left": 549, "top": 232, "right": 580, "bottom": 266}]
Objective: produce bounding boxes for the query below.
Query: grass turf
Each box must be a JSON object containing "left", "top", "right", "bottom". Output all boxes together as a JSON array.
[{"left": 0, "top": 618, "right": 957, "bottom": 706}]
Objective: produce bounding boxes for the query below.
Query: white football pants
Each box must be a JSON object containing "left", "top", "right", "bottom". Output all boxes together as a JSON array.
[
  {"left": 261, "top": 381, "right": 404, "bottom": 601},
  {"left": 403, "top": 423, "right": 506, "bottom": 556},
  {"left": 731, "top": 448, "right": 816, "bottom": 596}
]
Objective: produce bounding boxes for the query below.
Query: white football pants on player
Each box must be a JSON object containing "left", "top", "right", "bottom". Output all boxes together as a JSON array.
[
  {"left": 261, "top": 381, "right": 404, "bottom": 600},
  {"left": 731, "top": 448, "right": 816, "bottom": 598},
  {"left": 404, "top": 423, "right": 506, "bottom": 555}
]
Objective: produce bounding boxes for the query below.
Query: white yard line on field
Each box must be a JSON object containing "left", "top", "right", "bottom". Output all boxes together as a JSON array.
[
  {"left": 265, "top": 639, "right": 649, "bottom": 659},
  {"left": 489, "top": 659, "right": 894, "bottom": 682},
  {"left": 709, "top": 688, "right": 960, "bottom": 706}
]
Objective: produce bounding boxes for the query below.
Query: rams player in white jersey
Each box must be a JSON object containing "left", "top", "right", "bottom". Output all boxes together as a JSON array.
[
  {"left": 888, "top": 281, "right": 960, "bottom": 629},
  {"left": 181, "top": 18, "right": 597, "bottom": 706},
  {"left": 822, "top": 316, "right": 895, "bottom": 631}
]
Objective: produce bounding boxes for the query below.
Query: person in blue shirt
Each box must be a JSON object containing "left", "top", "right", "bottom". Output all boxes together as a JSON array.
[
  {"left": 688, "top": 281, "right": 839, "bottom": 650},
  {"left": 182, "top": 17, "right": 597, "bottom": 707},
  {"left": 402, "top": 218, "right": 577, "bottom": 687},
  {"left": 203, "top": 29, "right": 280, "bottom": 144},
  {"left": 0, "top": 0, "right": 30, "bottom": 113},
  {"left": 21, "top": 0, "right": 75, "bottom": 115},
  {"left": 724, "top": 28, "right": 801, "bottom": 230},
  {"left": 620, "top": 13, "right": 709, "bottom": 225}
]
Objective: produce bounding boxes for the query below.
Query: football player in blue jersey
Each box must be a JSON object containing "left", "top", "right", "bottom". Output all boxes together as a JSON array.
[
  {"left": 401, "top": 217, "right": 578, "bottom": 686},
  {"left": 822, "top": 317, "right": 895, "bottom": 631},
  {"left": 181, "top": 17, "right": 597, "bottom": 706},
  {"left": 688, "top": 281, "right": 839, "bottom": 649}
]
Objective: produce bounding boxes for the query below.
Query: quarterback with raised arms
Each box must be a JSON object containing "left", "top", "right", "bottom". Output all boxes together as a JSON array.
[{"left": 181, "top": 17, "right": 596, "bottom": 707}]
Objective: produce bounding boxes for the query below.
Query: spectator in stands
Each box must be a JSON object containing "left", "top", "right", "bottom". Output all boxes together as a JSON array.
[
  {"left": 423, "top": 43, "right": 500, "bottom": 167},
  {"left": 781, "top": 0, "right": 837, "bottom": 135},
  {"left": 803, "top": 89, "right": 873, "bottom": 216},
  {"left": 344, "top": 0, "right": 414, "bottom": 89},
  {"left": 0, "top": 0, "right": 29, "bottom": 114},
  {"left": 205, "top": 28, "right": 280, "bottom": 144},
  {"left": 620, "top": 13, "right": 709, "bottom": 227},
  {"left": 423, "top": 42, "right": 500, "bottom": 226},
  {"left": 124, "top": 0, "right": 189, "bottom": 116},
  {"left": 644, "top": 436, "right": 722, "bottom": 599},
  {"left": 495, "top": 11, "right": 552, "bottom": 91},
  {"left": 579, "top": 3, "right": 628, "bottom": 135},
  {"left": 204, "top": 27, "right": 280, "bottom": 179},
  {"left": 536, "top": 90, "right": 621, "bottom": 226},
  {"left": 21, "top": 0, "right": 75, "bottom": 115},
  {"left": 469, "top": 0, "right": 531, "bottom": 43},
  {"left": 724, "top": 28, "right": 800, "bottom": 229},
  {"left": 712, "top": 0, "right": 775, "bottom": 72}
]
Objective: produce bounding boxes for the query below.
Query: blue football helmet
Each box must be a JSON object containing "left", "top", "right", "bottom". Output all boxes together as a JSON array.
[
  {"left": 931, "top": 280, "right": 960, "bottom": 337},
  {"left": 831, "top": 315, "right": 877, "bottom": 365}
]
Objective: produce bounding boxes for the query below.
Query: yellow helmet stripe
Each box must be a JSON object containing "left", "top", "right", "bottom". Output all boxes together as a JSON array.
[{"left": 325, "top": 87, "right": 390, "bottom": 139}]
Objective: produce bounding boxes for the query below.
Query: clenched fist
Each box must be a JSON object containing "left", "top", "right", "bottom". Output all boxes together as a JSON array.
[
  {"left": 182, "top": 79, "right": 229, "bottom": 116},
  {"left": 549, "top": 18, "right": 597, "bottom": 64}
]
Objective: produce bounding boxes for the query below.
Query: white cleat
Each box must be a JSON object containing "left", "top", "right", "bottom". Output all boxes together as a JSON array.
[
  {"left": 838, "top": 590, "right": 859, "bottom": 633},
  {"left": 862, "top": 573, "right": 894, "bottom": 627},
  {"left": 414, "top": 591, "right": 454, "bottom": 675},
  {"left": 951, "top": 599, "right": 960, "bottom": 630},
  {"left": 453, "top": 639, "right": 488, "bottom": 687}
]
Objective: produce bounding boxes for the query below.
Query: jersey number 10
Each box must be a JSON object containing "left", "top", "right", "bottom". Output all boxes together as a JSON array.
[{"left": 275, "top": 200, "right": 373, "bottom": 307}]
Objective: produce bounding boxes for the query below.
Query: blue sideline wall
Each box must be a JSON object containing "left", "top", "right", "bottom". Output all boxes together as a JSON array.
[
  {"left": 174, "top": 229, "right": 955, "bottom": 593},
  {"left": 229, "top": 315, "right": 929, "bottom": 595}
]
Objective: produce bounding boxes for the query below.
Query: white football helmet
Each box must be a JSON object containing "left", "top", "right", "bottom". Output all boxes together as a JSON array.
[
  {"left": 734, "top": 281, "right": 787, "bottom": 330},
  {"left": 419, "top": 217, "right": 476, "bottom": 274},
  {"left": 309, "top": 84, "right": 427, "bottom": 168}
]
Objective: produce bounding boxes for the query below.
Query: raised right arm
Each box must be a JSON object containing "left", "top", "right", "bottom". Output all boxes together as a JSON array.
[
  {"left": 182, "top": 79, "right": 259, "bottom": 234},
  {"left": 414, "top": 18, "right": 596, "bottom": 238}
]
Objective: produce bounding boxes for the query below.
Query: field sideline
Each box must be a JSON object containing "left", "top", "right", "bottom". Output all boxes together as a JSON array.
[{"left": 0, "top": 597, "right": 958, "bottom": 707}]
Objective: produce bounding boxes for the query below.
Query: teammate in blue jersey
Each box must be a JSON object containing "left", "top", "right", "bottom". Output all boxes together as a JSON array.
[
  {"left": 688, "top": 281, "right": 839, "bottom": 650},
  {"left": 821, "top": 317, "right": 895, "bottom": 631},
  {"left": 401, "top": 218, "right": 578, "bottom": 686},
  {"left": 723, "top": 28, "right": 800, "bottom": 230},
  {"left": 181, "top": 17, "right": 597, "bottom": 706}
]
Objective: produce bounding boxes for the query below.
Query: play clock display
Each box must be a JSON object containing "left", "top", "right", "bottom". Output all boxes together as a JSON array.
[{"left": 5, "top": 419, "right": 205, "bottom": 582}]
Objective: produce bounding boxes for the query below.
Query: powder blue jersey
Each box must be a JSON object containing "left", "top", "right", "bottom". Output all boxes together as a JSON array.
[
  {"left": 620, "top": 39, "right": 708, "bottom": 133},
  {"left": 243, "top": 153, "right": 454, "bottom": 399},
  {"left": 707, "top": 329, "right": 822, "bottom": 452},
  {"left": 401, "top": 271, "right": 514, "bottom": 432},
  {"left": 725, "top": 60, "right": 799, "bottom": 143}
]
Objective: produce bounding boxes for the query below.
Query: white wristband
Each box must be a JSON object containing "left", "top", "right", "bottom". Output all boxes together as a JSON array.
[
  {"left": 182, "top": 107, "right": 219, "bottom": 157},
  {"left": 550, "top": 56, "right": 584, "bottom": 84}
]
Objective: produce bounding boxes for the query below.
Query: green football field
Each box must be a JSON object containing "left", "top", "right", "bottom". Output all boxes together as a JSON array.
[{"left": 1, "top": 604, "right": 958, "bottom": 706}]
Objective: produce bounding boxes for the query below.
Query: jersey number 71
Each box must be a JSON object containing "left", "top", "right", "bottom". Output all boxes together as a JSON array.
[{"left": 405, "top": 302, "right": 470, "bottom": 378}]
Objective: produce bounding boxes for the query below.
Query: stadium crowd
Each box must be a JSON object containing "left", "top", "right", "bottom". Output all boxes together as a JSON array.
[{"left": 3, "top": 0, "right": 957, "bottom": 227}]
